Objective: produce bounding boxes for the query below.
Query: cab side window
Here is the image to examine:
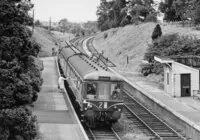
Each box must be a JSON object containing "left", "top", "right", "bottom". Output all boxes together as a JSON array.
[
  {"left": 111, "top": 84, "right": 121, "bottom": 99},
  {"left": 86, "top": 82, "right": 97, "bottom": 99}
]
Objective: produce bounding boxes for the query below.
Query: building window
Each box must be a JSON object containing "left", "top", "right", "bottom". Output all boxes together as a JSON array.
[{"left": 167, "top": 72, "right": 169, "bottom": 85}]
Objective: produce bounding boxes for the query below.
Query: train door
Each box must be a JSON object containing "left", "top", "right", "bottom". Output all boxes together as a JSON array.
[{"left": 181, "top": 74, "right": 191, "bottom": 97}]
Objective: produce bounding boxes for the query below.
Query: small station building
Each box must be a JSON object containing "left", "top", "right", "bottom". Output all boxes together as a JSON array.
[{"left": 154, "top": 56, "right": 200, "bottom": 97}]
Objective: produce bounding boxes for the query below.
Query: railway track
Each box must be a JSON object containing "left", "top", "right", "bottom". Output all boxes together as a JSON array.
[
  {"left": 122, "top": 91, "right": 187, "bottom": 140},
  {"left": 69, "top": 36, "right": 89, "bottom": 52},
  {"left": 85, "top": 37, "right": 187, "bottom": 140},
  {"left": 85, "top": 126, "right": 121, "bottom": 140},
  {"left": 72, "top": 36, "right": 188, "bottom": 140}
]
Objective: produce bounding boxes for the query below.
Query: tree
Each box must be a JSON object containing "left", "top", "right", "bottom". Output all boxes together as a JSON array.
[
  {"left": 121, "top": 0, "right": 155, "bottom": 24},
  {"left": 151, "top": 24, "right": 162, "bottom": 40},
  {"left": 96, "top": 0, "right": 113, "bottom": 31},
  {"left": 59, "top": 18, "right": 70, "bottom": 32},
  {"left": 159, "top": 0, "right": 178, "bottom": 21},
  {"left": 142, "top": 33, "right": 200, "bottom": 76},
  {"left": 0, "top": 0, "right": 33, "bottom": 26},
  {"left": 158, "top": 0, "right": 195, "bottom": 22},
  {"left": 0, "top": 107, "right": 37, "bottom": 140},
  {"left": 83, "top": 21, "right": 98, "bottom": 35},
  {"left": 112, "top": 0, "right": 126, "bottom": 27},
  {"left": 192, "top": 1, "right": 200, "bottom": 25},
  {"left": 35, "top": 20, "right": 42, "bottom": 26},
  {"left": 0, "top": 0, "right": 42, "bottom": 139},
  {"left": 96, "top": 0, "right": 156, "bottom": 30},
  {"left": 0, "top": 0, "right": 42, "bottom": 108}
]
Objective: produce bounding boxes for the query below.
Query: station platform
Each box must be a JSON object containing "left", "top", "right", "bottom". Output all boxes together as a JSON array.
[{"left": 32, "top": 57, "right": 88, "bottom": 140}]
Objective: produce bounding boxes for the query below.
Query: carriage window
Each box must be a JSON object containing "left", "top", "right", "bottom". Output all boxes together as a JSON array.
[
  {"left": 86, "top": 82, "right": 97, "bottom": 99},
  {"left": 111, "top": 83, "right": 121, "bottom": 100},
  {"left": 98, "top": 83, "right": 109, "bottom": 100}
]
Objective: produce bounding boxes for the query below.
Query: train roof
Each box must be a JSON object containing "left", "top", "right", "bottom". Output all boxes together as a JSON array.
[{"left": 60, "top": 45, "right": 123, "bottom": 81}]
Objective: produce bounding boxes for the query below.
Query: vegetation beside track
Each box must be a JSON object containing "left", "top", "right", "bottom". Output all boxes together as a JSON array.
[
  {"left": 0, "top": 1, "right": 42, "bottom": 139},
  {"left": 32, "top": 27, "right": 74, "bottom": 57},
  {"left": 93, "top": 22, "right": 200, "bottom": 84}
]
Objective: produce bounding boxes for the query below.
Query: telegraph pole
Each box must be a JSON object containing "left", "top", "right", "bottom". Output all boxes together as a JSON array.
[
  {"left": 32, "top": 8, "right": 35, "bottom": 33},
  {"left": 49, "top": 17, "right": 51, "bottom": 31}
]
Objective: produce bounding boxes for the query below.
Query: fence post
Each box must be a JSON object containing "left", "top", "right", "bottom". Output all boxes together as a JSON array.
[{"left": 127, "top": 56, "right": 129, "bottom": 64}]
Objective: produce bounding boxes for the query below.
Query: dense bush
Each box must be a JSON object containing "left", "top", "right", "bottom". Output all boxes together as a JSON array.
[
  {"left": 140, "top": 63, "right": 154, "bottom": 76},
  {"left": 151, "top": 24, "right": 162, "bottom": 40},
  {"left": 193, "top": 1, "right": 200, "bottom": 25},
  {"left": 0, "top": 0, "right": 42, "bottom": 107},
  {"left": 0, "top": 0, "right": 42, "bottom": 139},
  {"left": 140, "top": 62, "right": 163, "bottom": 76},
  {"left": 0, "top": 107, "right": 37, "bottom": 140},
  {"left": 120, "top": 17, "right": 131, "bottom": 27},
  {"left": 159, "top": 0, "right": 200, "bottom": 25},
  {"left": 145, "top": 14, "right": 157, "bottom": 22},
  {"left": 142, "top": 33, "right": 200, "bottom": 76},
  {"left": 97, "top": 0, "right": 156, "bottom": 31},
  {"left": 104, "top": 33, "right": 108, "bottom": 39}
]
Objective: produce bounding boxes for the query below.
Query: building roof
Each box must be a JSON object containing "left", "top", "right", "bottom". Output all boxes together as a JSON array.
[
  {"left": 155, "top": 55, "right": 200, "bottom": 69},
  {"left": 154, "top": 56, "right": 174, "bottom": 64}
]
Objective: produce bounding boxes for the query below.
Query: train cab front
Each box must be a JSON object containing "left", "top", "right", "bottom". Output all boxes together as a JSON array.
[{"left": 81, "top": 80, "right": 124, "bottom": 126}]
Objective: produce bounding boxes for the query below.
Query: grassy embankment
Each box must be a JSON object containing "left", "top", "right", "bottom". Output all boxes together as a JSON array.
[
  {"left": 93, "top": 22, "right": 200, "bottom": 82},
  {"left": 32, "top": 27, "right": 74, "bottom": 57}
]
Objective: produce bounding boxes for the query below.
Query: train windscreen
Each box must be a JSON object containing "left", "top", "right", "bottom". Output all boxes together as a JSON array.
[{"left": 98, "top": 83, "right": 110, "bottom": 100}]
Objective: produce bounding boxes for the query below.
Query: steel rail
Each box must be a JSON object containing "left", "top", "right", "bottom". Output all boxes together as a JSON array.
[
  {"left": 79, "top": 36, "right": 187, "bottom": 140},
  {"left": 111, "top": 127, "right": 123, "bottom": 140},
  {"left": 123, "top": 91, "right": 187, "bottom": 140},
  {"left": 124, "top": 104, "right": 162, "bottom": 139},
  {"left": 88, "top": 127, "right": 121, "bottom": 140},
  {"left": 88, "top": 128, "right": 96, "bottom": 140}
]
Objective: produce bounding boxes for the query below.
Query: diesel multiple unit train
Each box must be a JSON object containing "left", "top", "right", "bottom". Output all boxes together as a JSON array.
[{"left": 58, "top": 43, "right": 124, "bottom": 127}]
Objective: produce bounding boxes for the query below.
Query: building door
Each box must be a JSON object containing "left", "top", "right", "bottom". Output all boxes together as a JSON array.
[{"left": 181, "top": 74, "right": 191, "bottom": 97}]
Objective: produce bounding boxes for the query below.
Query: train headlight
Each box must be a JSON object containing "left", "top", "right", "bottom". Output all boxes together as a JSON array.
[
  {"left": 112, "top": 110, "right": 121, "bottom": 120},
  {"left": 84, "top": 108, "right": 87, "bottom": 110},
  {"left": 118, "top": 109, "right": 121, "bottom": 112},
  {"left": 114, "top": 106, "right": 117, "bottom": 109}
]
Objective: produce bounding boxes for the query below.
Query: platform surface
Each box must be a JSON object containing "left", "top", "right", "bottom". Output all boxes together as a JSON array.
[{"left": 33, "top": 57, "right": 88, "bottom": 140}]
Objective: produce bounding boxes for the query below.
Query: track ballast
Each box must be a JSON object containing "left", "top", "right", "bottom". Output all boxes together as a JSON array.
[
  {"left": 85, "top": 126, "right": 121, "bottom": 140},
  {"left": 122, "top": 91, "right": 187, "bottom": 140}
]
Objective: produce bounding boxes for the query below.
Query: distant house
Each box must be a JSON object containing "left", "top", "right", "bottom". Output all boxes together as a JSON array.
[{"left": 155, "top": 56, "right": 200, "bottom": 97}]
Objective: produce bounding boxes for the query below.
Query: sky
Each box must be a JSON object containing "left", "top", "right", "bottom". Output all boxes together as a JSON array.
[{"left": 32, "top": 0, "right": 100, "bottom": 22}]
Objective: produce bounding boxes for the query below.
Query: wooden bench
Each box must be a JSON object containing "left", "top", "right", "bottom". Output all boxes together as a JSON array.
[{"left": 193, "top": 90, "right": 200, "bottom": 99}]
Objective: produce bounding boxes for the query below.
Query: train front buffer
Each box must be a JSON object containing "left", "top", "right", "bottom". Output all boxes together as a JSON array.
[{"left": 82, "top": 100, "right": 124, "bottom": 123}]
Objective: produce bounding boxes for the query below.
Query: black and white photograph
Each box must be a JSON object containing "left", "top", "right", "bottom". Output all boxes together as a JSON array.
[{"left": 1, "top": 0, "right": 200, "bottom": 139}]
